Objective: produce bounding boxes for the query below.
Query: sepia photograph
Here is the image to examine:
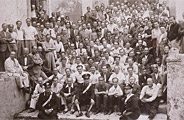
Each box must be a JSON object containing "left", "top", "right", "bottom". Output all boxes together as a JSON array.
[{"left": 0, "top": 0, "right": 183, "bottom": 120}]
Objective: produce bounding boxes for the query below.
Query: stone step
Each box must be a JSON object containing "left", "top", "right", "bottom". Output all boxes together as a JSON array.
[
  {"left": 158, "top": 103, "right": 167, "bottom": 114},
  {"left": 15, "top": 110, "right": 167, "bottom": 120}
]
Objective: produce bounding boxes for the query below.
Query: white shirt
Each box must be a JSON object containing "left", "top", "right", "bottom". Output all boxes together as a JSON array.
[
  {"left": 109, "top": 72, "right": 126, "bottom": 84},
  {"left": 24, "top": 26, "right": 38, "bottom": 40},
  {"left": 54, "top": 41, "right": 65, "bottom": 52},
  {"left": 15, "top": 28, "right": 24, "bottom": 40},
  {"left": 10, "top": 32, "right": 17, "bottom": 43},
  {"left": 43, "top": 28, "right": 56, "bottom": 39},
  {"left": 108, "top": 85, "right": 123, "bottom": 96}
]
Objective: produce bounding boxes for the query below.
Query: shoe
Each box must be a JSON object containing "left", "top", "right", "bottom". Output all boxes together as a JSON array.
[
  {"left": 108, "top": 110, "right": 113, "bottom": 115},
  {"left": 27, "top": 108, "right": 35, "bottom": 113},
  {"left": 70, "top": 109, "right": 75, "bottom": 114},
  {"left": 76, "top": 111, "right": 83, "bottom": 117},
  {"left": 85, "top": 111, "right": 90, "bottom": 118},
  {"left": 63, "top": 108, "right": 68, "bottom": 114},
  {"left": 104, "top": 111, "right": 108, "bottom": 115},
  {"left": 94, "top": 109, "right": 100, "bottom": 115}
]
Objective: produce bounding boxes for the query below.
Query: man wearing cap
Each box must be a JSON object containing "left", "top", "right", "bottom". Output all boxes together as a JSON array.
[
  {"left": 37, "top": 82, "right": 60, "bottom": 119},
  {"left": 94, "top": 76, "right": 109, "bottom": 115},
  {"left": 74, "top": 73, "right": 95, "bottom": 117},
  {"left": 120, "top": 84, "right": 140, "bottom": 120}
]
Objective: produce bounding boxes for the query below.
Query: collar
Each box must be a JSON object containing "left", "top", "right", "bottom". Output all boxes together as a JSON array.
[
  {"left": 66, "top": 84, "right": 74, "bottom": 88},
  {"left": 125, "top": 93, "right": 134, "bottom": 103}
]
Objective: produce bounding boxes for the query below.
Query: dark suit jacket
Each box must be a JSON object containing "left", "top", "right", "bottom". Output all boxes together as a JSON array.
[
  {"left": 167, "top": 23, "right": 179, "bottom": 41},
  {"left": 60, "top": 83, "right": 77, "bottom": 96},
  {"left": 76, "top": 83, "right": 95, "bottom": 100},
  {"left": 132, "top": 84, "right": 141, "bottom": 97},
  {"left": 122, "top": 95, "right": 141, "bottom": 119},
  {"left": 36, "top": 92, "right": 59, "bottom": 111},
  {"left": 18, "top": 55, "right": 33, "bottom": 67},
  {"left": 139, "top": 74, "right": 151, "bottom": 88},
  {"left": 151, "top": 73, "right": 162, "bottom": 84},
  {"left": 0, "top": 31, "right": 12, "bottom": 52},
  {"left": 100, "top": 72, "right": 112, "bottom": 83}
]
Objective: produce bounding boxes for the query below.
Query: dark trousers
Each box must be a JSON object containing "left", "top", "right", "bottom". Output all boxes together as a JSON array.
[
  {"left": 0, "top": 50, "right": 10, "bottom": 71},
  {"left": 96, "top": 94, "right": 108, "bottom": 110},
  {"left": 140, "top": 97, "right": 161, "bottom": 118},
  {"left": 109, "top": 95, "right": 122, "bottom": 112},
  {"left": 120, "top": 112, "right": 140, "bottom": 120},
  {"left": 38, "top": 110, "right": 58, "bottom": 119}
]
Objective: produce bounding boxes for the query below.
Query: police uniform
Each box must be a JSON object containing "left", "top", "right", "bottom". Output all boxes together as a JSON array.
[
  {"left": 36, "top": 82, "right": 59, "bottom": 119},
  {"left": 120, "top": 84, "right": 141, "bottom": 120}
]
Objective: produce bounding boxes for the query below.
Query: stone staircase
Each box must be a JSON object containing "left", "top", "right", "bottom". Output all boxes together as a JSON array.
[{"left": 14, "top": 104, "right": 167, "bottom": 120}]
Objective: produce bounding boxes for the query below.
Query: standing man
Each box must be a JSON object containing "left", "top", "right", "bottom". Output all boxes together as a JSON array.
[
  {"left": 0, "top": 23, "right": 13, "bottom": 71},
  {"left": 74, "top": 73, "right": 95, "bottom": 118},
  {"left": 37, "top": 82, "right": 59, "bottom": 119},
  {"left": 15, "top": 20, "right": 25, "bottom": 57},
  {"left": 8, "top": 24, "right": 17, "bottom": 52},
  {"left": 24, "top": 18, "right": 38, "bottom": 53}
]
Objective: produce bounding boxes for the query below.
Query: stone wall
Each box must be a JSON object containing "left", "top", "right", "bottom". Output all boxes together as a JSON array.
[
  {"left": 167, "top": 53, "right": 184, "bottom": 120},
  {"left": 0, "top": 0, "right": 28, "bottom": 27},
  {"left": 0, "top": 73, "right": 28, "bottom": 120}
]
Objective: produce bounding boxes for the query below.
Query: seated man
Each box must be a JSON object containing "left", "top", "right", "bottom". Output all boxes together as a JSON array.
[
  {"left": 28, "top": 77, "right": 45, "bottom": 112},
  {"left": 4, "top": 51, "right": 29, "bottom": 92},
  {"left": 108, "top": 77, "right": 123, "bottom": 114},
  {"left": 29, "top": 64, "right": 48, "bottom": 91},
  {"left": 74, "top": 73, "right": 95, "bottom": 118},
  {"left": 120, "top": 84, "right": 141, "bottom": 120},
  {"left": 94, "top": 76, "right": 109, "bottom": 115},
  {"left": 140, "top": 78, "right": 160, "bottom": 120},
  {"left": 60, "top": 77, "right": 77, "bottom": 114},
  {"left": 129, "top": 76, "right": 141, "bottom": 98},
  {"left": 37, "top": 81, "right": 60, "bottom": 119}
]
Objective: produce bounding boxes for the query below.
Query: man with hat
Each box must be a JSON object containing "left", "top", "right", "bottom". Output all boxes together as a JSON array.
[
  {"left": 37, "top": 81, "right": 60, "bottom": 119},
  {"left": 120, "top": 84, "right": 140, "bottom": 120},
  {"left": 74, "top": 73, "right": 95, "bottom": 117}
]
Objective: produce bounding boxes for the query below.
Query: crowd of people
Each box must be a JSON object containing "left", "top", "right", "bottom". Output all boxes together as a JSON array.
[{"left": 1, "top": 0, "right": 184, "bottom": 119}]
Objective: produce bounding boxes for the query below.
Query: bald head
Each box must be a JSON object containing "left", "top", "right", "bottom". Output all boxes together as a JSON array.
[{"left": 24, "top": 48, "right": 29, "bottom": 55}]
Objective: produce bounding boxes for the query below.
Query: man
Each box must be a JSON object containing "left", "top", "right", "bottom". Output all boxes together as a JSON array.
[
  {"left": 18, "top": 48, "right": 33, "bottom": 71},
  {"left": 43, "top": 22, "right": 56, "bottom": 40},
  {"left": 100, "top": 65, "right": 112, "bottom": 83},
  {"left": 151, "top": 64, "right": 162, "bottom": 84},
  {"left": 29, "top": 45, "right": 43, "bottom": 65},
  {"left": 37, "top": 81, "right": 60, "bottom": 119},
  {"left": 8, "top": 24, "right": 17, "bottom": 52},
  {"left": 109, "top": 66, "right": 126, "bottom": 84},
  {"left": 42, "top": 34, "right": 56, "bottom": 71},
  {"left": 89, "top": 65, "right": 101, "bottom": 84},
  {"left": 0, "top": 23, "right": 13, "bottom": 71},
  {"left": 129, "top": 76, "right": 141, "bottom": 98},
  {"left": 28, "top": 77, "right": 45, "bottom": 112},
  {"left": 108, "top": 77, "right": 123, "bottom": 114},
  {"left": 167, "top": 16, "right": 180, "bottom": 48},
  {"left": 74, "top": 65, "right": 85, "bottom": 84},
  {"left": 24, "top": 18, "right": 38, "bottom": 53},
  {"left": 48, "top": 68, "right": 64, "bottom": 84},
  {"left": 94, "top": 76, "right": 109, "bottom": 115},
  {"left": 15, "top": 20, "right": 25, "bottom": 57},
  {"left": 120, "top": 84, "right": 141, "bottom": 120},
  {"left": 60, "top": 77, "right": 77, "bottom": 114},
  {"left": 140, "top": 78, "right": 160, "bottom": 120},
  {"left": 125, "top": 67, "right": 139, "bottom": 84},
  {"left": 74, "top": 73, "right": 95, "bottom": 117},
  {"left": 4, "top": 51, "right": 29, "bottom": 91},
  {"left": 125, "top": 57, "right": 139, "bottom": 75},
  {"left": 139, "top": 68, "right": 151, "bottom": 88}
]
